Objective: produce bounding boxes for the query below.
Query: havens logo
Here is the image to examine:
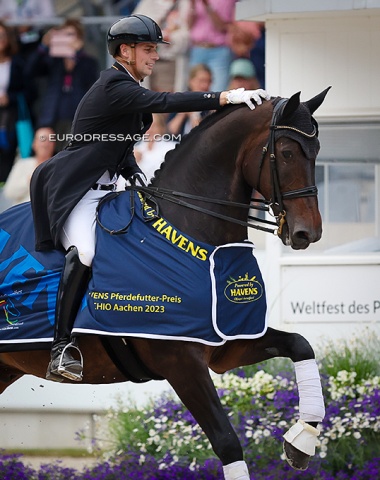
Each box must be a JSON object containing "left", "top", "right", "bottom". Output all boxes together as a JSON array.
[
  {"left": 224, "top": 273, "right": 263, "bottom": 304},
  {"left": 138, "top": 192, "right": 210, "bottom": 261}
]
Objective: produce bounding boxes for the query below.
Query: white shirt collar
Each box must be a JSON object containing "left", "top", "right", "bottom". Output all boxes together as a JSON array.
[{"left": 116, "top": 61, "right": 141, "bottom": 85}]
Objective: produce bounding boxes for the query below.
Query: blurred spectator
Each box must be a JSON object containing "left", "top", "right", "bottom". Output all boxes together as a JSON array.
[
  {"left": 0, "top": 0, "right": 56, "bottom": 117},
  {"left": 16, "top": 26, "right": 43, "bottom": 61},
  {"left": 25, "top": 19, "right": 99, "bottom": 151},
  {"left": 113, "top": 0, "right": 140, "bottom": 15},
  {"left": 134, "top": 114, "right": 177, "bottom": 182},
  {"left": 3, "top": 126, "right": 55, "bottom": 205},
  {"left": 0, "top": 20, "right": 30, "bottom": 183},
  {"left": 227, "top": 20, "right": 261, "bottom": 59},
  {"left": 133, "top": 0, "right": 190, "bottom": 92},
  {"left": 228, "top": 58, "right": 260, "bottom": 90},
  {"left": 249, "top": 22, "right": 265, "bottom": 88},
  {"left": 15, "top": 27, "right": 44, "bottom": 125},
  {"left": 152, "top": 0, "right": 190, "bottom": 92},
  {"left": 188, "top": 0, "right": 236, "bottom": 91},
  {"left": 167, "top": 63, "right": 212, "bottom": 136},
  {"left": 0, "top": 0, "right": 55, "bottom": 22}
]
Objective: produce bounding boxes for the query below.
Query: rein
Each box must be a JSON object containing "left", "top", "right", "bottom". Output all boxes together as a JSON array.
[
  {"left": 98, "top": 98, "right": 319, "bottom": 236},
  {"left": 126, "top": 185, "right": 278, "bottom": 234}
]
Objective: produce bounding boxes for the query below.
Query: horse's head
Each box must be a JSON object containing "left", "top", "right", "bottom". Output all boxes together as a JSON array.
[{"left": 246, "top": 88, "right": 330, "bottom": 250}]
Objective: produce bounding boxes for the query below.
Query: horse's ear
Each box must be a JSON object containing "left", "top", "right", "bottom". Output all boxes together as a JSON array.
[
  {"left": 280, "top": 92, "right": 301, "bottom": 121},
  {"left": 304, "top": 86, "right": 332, "bottom": 114}
]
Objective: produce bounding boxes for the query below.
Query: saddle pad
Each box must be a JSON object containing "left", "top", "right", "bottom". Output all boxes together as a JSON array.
[
  {"left": 0, "top": 203, "right": 63, "bottom": 347},
  {"left": 0, "top": 195, "right": 268, "bottom": 349},
  {"left": 73, "top": 192, "right": 267, "bottom": 345}
]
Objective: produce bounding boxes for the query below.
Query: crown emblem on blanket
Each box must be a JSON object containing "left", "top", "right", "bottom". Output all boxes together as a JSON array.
[{"left": 224, "top": 274, "right": 264, "bottom": 304}]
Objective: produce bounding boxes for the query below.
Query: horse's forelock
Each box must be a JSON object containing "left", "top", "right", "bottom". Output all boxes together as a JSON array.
[{"left": 275, "top": 102, "right": 320, "bottom": 159}]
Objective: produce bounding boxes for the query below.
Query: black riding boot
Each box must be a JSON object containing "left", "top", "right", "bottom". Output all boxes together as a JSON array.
[{"left": 46, "top": 246, "right": 90, "bottom": 382}]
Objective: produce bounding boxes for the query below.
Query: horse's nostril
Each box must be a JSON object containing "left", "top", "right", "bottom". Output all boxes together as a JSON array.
[
  {"left": 295, "top": 231, "right": 310, "bottom": 242},
  {"left": 291, "top": 230, "right": 311, "bottom": 250}
]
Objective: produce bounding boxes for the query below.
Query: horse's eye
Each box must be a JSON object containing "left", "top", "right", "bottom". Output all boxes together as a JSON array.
[{"left": 282, "top": 150, "right": 293, "bottom": 159}]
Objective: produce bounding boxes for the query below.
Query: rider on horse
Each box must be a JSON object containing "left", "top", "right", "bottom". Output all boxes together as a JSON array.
[{"left": 29, "top": 14, "right": 270, "bottom": 382}]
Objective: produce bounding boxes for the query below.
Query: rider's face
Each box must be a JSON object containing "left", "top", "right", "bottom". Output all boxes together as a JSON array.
[{"left": 124, "top": 42, "right": 159, "bottom": 81}]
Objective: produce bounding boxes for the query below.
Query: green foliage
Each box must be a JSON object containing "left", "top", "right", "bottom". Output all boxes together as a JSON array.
[{"left": 317, "top": 329, "right": 380, "bottom": 380}]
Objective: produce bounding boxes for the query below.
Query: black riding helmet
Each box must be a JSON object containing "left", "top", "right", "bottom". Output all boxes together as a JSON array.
[{"left": 107, "top": 14, "right": 170, "bottom": 56}]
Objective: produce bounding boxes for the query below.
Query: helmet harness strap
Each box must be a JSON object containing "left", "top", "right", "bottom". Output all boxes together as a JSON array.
[{"left": 127, "top": 43, "right": 136, "bottom": 65}]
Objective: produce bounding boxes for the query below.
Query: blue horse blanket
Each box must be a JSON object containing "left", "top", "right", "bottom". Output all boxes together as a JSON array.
[
  {"left": 0, "top": 192, "right": 267, "bottom": 349},
  {"left": 0, "top": 203, "right": 63, "bottom": 347}
]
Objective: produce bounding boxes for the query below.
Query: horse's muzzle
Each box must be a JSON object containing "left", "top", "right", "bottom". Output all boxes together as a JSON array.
[{"left": 279, "top": 221, "right": 322, "bottom": 250}]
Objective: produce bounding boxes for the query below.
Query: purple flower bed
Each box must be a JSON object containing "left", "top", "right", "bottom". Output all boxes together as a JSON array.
[{"left": 1, "top": 451, "right": 380, "bottom": 479}]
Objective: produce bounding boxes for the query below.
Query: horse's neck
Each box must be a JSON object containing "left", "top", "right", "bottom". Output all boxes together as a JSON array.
[{"left": 153, "top": 107, "right": 269, "bottom": 245}]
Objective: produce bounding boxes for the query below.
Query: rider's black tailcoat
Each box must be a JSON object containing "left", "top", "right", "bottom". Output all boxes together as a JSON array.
[{"left": 30, "top": 63, "right": 220, "bottom": 251}]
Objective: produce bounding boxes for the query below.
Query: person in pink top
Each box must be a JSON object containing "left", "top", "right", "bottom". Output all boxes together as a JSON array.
[{"left": 188, "top": 0, "right": 236, "bottom": 91}]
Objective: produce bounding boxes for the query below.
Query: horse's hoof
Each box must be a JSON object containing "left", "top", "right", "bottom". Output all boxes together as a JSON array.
[{"left": 283, "top": 440, "right": 310, "bottom": 471}]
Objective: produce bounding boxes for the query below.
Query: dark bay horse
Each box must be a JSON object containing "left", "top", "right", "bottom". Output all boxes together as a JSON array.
[{"left": 0, "top": 89, "right": 330, "bottom": 479}]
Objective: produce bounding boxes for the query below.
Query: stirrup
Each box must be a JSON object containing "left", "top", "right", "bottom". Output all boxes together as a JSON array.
[
  {"left": 46, "top": 366, "right": 64, "bottom": 383},
  {"left": 56, "top": 342, "right": 84, "bottom": 382}
]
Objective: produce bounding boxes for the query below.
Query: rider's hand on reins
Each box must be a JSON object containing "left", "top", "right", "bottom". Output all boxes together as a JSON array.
[{"left": 221, "top": 88, "right": 271, "bottom": 110}]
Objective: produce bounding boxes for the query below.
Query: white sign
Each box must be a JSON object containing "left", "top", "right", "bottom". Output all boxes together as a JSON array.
[{"left": 280, "top": 264, "right": 380, "bottom": 323}]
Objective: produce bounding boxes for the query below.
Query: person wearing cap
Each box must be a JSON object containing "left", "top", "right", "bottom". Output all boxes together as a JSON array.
[
  {"left": 29, "top": 14, "right": 270, "bottom": 382},
  {"left": 228, "top": 58, "right": 261, "bottom": 91}
]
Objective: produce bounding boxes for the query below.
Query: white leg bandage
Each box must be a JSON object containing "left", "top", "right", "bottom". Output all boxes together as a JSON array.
[
  {"left": 294, "top": 359, "right": 325, "bottom": 423},
  {"left": 283, "top": 419, "right": 320, "bottom": 456},
  {"left": 223, "top": 461, "right": 250, "bottom": 480}
]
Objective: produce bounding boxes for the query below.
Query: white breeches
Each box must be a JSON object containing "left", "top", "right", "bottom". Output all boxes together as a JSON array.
[{"left": 60, "top": 189, "right": 110, "bottom": 267}]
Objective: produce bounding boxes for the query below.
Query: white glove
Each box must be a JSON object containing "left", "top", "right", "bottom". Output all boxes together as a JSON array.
[{"left": 226, "top": 88, "right": 270, "bottom": 110}]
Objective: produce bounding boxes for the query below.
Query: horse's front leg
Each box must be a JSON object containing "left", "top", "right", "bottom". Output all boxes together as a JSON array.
[
  {"left": 148, "top": 341, "right": 250, "bottom": 480},
  {"left": 210, "top": 328, "right": 325, "bottom": 471},
  {"left": 254, "top": 328, "right": 324, "bottom": 471}
]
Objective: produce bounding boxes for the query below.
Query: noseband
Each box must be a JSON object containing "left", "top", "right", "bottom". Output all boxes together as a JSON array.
[{"left": 257, "top": 98, "right": 318, "bottom": 235}]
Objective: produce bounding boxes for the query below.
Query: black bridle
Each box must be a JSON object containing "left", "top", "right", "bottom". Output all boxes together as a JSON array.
[
  {"left": 99, "top": 99, "right": 319, "bottom": 236},
  {"left": 258, "top": 98, "right": 319, "bottom": 234}
]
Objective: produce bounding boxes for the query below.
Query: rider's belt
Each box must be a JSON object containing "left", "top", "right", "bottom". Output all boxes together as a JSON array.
[{"left": 91, "top": 183, "right": 116, "bottom": 191}]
